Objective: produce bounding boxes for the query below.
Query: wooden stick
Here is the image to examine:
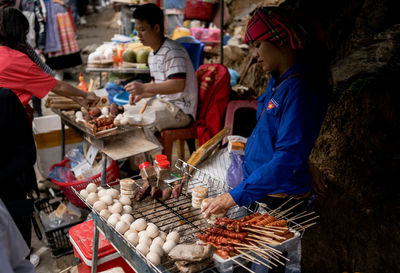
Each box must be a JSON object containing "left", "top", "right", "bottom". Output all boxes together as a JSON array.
[
  {"left": 248, "top": 248, "right": 280, "bottom": 267},
  {"left": 245, "top": 225, "right": 287, "bottom": 233},
  {"left": 250, "top": 243, "right": 288, "bottom": 265},
  {"left": 237, "top": 252, "right": 261, "bottom": 265},
  {"left": 247, "top": 232, "right": 286, "bottom": 241},
  {"left": 288, "top": 211, "right": 315, "bottom": 221},
  {"left": 247, "top": 237, "right": 281, "bottom": 246},
  {"left": 268, "top": 197, "right": 294, "bottom": 215},
  {"left": 237, "top": 249, "right": 272, "bottom": 269},
  {"left": 275, "top": 201, "right": 304, "bottom": 218},
  {"left": 295, "top": 222, "right": 317, "bottom": 231},
  {"left": 297, "top": 215, "right": 320, "bottom": 227},
  {"left": 230, "top": 257, "right": 256, "bottom": 273},
  {"left": 140, "top": 100, "right": 148, "bottom": 114}
]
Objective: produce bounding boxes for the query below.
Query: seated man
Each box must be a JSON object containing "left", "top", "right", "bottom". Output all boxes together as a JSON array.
[{"left": 124, "top": 3, "right": 198, "bottom": 133}]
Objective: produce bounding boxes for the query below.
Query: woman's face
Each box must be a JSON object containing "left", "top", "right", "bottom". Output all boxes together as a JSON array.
[{"left": 251, "top": 40, "right": 282, "bottom": 73}]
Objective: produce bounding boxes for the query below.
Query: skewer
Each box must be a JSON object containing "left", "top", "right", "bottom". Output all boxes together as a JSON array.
[
  {"left": 287, "top": 211, "right": 315, "bottom": 222},
  {"left": 247, "top": 232, "right": 286, "bottom": 241},
  {"left": 245, "top": 225, "right": 287, "bottom": 233},
  {"left": 237, "top": 252, "right": 261, "bottom": 265},
  {"left": 237, "top": 249, "right": 273, "bottom": 269},
  {"left": 250, "top": 241, "right": 289, "bottom": 262},
  {"left": 296, "top": 215, "right": 320, "bottom": 227},
  {"left": 275, "top": 201, "right": 304, "bottom": 218},
  {"left": 294, "top": 222, "right": 317, "bottom": 232},
  {"left": 268, "top": 197, "right": 294, "bottom": 215},
  {"left": 230, "top": 257, "right": 256, "bottom": 273},
  {"left": 247, "top": 237, "right": 281, "bottom": 246},
  {"left": 249, "top": 243, "right": 287, "bottom": 266}
]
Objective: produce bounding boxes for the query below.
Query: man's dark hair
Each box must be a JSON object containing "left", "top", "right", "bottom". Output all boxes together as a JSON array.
[
  {"left": 0, "top": 0, "right": 13, "bottom": 9},
  {"left": 0, "top": 7, "right": 29, "bottom": 55},
  {"left": 133, "top": 3, "right": 164, "bottom": 34}
]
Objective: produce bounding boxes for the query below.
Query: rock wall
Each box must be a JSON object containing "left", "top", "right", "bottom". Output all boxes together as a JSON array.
[{"left": 224, "top": 0, "right": 400, "bottom": 271}]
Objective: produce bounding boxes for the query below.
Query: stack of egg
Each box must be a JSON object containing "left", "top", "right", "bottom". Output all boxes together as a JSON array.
[{"left": 191, "top": 186, "right": 208, "bottom": 208}]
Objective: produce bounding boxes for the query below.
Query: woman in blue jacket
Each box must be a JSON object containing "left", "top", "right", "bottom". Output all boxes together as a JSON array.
[{"left": 203, "top": 7, "right": 329, "bottom": 216}]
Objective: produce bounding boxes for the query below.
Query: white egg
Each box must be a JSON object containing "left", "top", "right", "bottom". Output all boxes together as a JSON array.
[
  {"left": 93, "top": 200, "right": 107, "bottom": 212},
  {"left": 97, "top": 188, "right": 108, "bottom": 198},
  {"left": 110, "top": 202, "right": 123, "bottom": 214},
  {"left": 146, "top": 252, "right": 161, "bottom": 266},
  {"left": 158, "top": 231, "right": 167, "bottom": 241},
  {"left": 100, "top": 195, "right": 113, "bottom": 205},
  {"left": 127, "top": 232, "right": 139, "bottom": 246},
  {"left": 99, "top": 209, "right": 111, "bottom": 220},
  {"left": 119, "top": 196, "right": 131, "bottom": 206},
  {"left": 101, "top": 107, "right": 109, "bottom": 116},
  {"left": 138, "top": 230, "right": 148, "bottom": 238},
  {"left": 86, "top": 183, "right": 98, "bottom": 193},
  {"left": 107, "top": 188, "right": 119, "bottom": 199},
  {"left": 80, "top": 189, "right": 89, "bottom": 199},
  {"left": 132, "top": 218, "right": 147, "bottom": 231},
  {"left": 162, "top": 241, "right": 176, "bottom": 254},
  {"left": 149, "top": 243, "right": 164, "bottom": 257},
  {"left": 152, "top": 237, "right": 164, "bottom": 247},
  {"left": 139, "top": 236, "right": 152, "bottom": 247},
  {"left": 136, "top": 243, "right": 149, "bottom": 256},
  {"left": 146, "top": 223, "right": 159, "bottom": 238},
  {"left": 166, "top": 231, "right": 180, "bottom": 244},
  {"left": 120, "top": 214, "right": 134, "bottom": 224},
  {"left": 86, "top": 192, "right": 98, "bottom": 205},
  {"left": 123, "top": 205, "right": 132, "bottom": 214},
  {"left": 107, "top": 216, "right": 119, "bottom": 227},
  {"left": 110, "top": 213, "right": 121, "bottom": 220},
  {"left": 116, "top": 221, "right": 129, "bottom": 234}
]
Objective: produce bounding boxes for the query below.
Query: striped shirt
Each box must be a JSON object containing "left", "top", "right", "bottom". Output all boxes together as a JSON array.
[{"left": 148, "top": 38, "right": 198, "bottom": 119}]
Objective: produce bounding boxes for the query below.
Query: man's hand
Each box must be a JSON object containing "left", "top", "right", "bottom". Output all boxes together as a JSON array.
[
  {"left": 125, "top": 81, "right": 148, "bottom": 105},
  {"left": 75, "top": 92, "right": 100, "bottom": 108},
  {"left": 129, "top": 93, "right": 143, "bottom": 105},
  {"left": 201, "top": 193, "right": 236, "bottom": 219}
]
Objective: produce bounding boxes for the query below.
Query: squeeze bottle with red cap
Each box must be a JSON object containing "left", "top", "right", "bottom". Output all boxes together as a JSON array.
[{"left": 78, "top": 73, "right": 88, "bottom": 91}]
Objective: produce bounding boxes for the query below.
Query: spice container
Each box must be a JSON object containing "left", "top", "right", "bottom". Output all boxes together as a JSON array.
[
  {"left": 156, "top": 160, "right": 170, "bottom": 180},
  {"left": 139, "top": 162, "right": 156, "bottom": 182},
  {"left": 154, "top": 154, "right": 167, "bottom": 167}
]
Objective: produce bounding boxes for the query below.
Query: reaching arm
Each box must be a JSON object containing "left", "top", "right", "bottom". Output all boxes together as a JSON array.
[{"left": 51, "top": 81, "right": 100, "bottom": 108}]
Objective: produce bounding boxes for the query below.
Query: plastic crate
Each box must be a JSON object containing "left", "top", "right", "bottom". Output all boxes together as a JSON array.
[
  {"left": 34, "top": 196, "right": 84, "bottom": 257},
  {"left": 185, "top": 0, "right": 216, "bottom": 21},
  {"left": 50, "top": 159, "right": 120, "bottom": 207}
]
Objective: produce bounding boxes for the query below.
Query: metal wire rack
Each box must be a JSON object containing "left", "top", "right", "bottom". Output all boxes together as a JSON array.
[{"left": 72, "top": 158, "right": 306, "bottom": 273}]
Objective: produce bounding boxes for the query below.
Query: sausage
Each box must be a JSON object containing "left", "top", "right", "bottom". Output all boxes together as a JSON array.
[
  {"left": 110, "top": 103, "right": 119, "bottom": 117},
  {"left": 150, "top": 186, "right": 162, "bottom": 199},
  {"left": 160, "top": 188, "right": 172, "bottom": 201},
  {"left": 89, "top": 107, "right": 101, "bottom": 117},
  {"left": 172, "top": 183, "right": 182, "bottom": 199},
  {"left": 135, "top": 181, "right": 151, "bottom": 201}
]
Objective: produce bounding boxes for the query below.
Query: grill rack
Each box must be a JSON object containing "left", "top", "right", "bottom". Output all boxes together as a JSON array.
[{"left": 72, "top": 159, "right": 305, "bottom": 273}]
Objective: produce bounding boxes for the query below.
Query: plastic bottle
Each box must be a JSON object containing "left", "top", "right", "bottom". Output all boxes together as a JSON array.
[
  {"left": 78, "top": 73, "right": 88, "bottom": 91},
  {"left": 119, "top": 43, "right": 125, "bottom": 64}
]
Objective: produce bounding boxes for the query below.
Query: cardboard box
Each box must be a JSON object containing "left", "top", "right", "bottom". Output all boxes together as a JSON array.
[{"left": 33, "top": 115, "right": 82, "bottom": 178}]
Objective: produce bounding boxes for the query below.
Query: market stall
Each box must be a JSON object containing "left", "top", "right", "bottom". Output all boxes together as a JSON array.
[{"left": 67, "top": 156, "right": 311, "bottom": 273}]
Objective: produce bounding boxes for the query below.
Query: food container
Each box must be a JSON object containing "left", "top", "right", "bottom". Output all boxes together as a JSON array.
[
  {"left": 154, "top": 154, "right": 167, "bottom": 166},
  {"left": 156, "top": 160, "right": 170, "bottom": 180},
  {"left": 139, "top": 161, "right": 157, "bottom": 181},
  {"left": 69, "top": 220, "right": 135, "bottom": 273}
]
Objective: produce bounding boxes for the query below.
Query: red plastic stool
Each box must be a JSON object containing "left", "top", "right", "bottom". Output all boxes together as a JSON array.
[{"left": 223, "top": 99, "right": 258, "bottom": 145}]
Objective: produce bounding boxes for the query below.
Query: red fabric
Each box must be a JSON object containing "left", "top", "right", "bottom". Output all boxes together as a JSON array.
[
  {"left": 0, "top": 46, "right": 58, "bottom": 105},
  {"left": 194, "top": 64, "right": 231, "bottom": 145}
]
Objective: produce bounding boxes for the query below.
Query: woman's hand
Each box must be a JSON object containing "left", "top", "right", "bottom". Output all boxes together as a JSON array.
[{"left": 201, "top": 193, "right": 237, "bottom": 218}]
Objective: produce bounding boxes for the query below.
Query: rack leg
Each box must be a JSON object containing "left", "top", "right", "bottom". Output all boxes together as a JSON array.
[
  {"left": 91, "top": 218, "right": 99, "bottom": 273},
  {"left": 61, "top": 120, "right": 66, "bottom": 160},
  {"left": 101, "top": 153, "right": 107, "bottom": 187},
  {"left": 99, "top": 72, "right": 102, "bottom": 87}
]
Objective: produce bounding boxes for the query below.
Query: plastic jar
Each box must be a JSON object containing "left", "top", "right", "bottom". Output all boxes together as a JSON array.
[
  {"left": 154, "top": 154, "right": 168, "bottom": 167},
  {"left": 139, "top": 162, "right": 156, "bottom": 181},
  {"left": 157, "top": 160, "right": 170, "bottom": 180}
]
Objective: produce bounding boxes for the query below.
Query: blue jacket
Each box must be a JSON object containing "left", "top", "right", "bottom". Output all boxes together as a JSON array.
[{"left": 229, "top": 63, "right": 327, "bottom": 206}]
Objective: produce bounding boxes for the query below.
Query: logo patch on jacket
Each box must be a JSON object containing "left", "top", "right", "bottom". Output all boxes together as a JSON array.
[{"left": 267, "top": 99, "right": 279, "bottom": 110}]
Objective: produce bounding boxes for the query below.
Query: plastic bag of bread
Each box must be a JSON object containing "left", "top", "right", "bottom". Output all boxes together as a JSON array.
[{"left": 168, "top": 244, "right": 215, "bottom": 262}]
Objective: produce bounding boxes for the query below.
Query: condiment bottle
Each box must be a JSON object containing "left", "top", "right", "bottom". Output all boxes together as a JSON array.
[
  {"left": 157, "top": 160, "right": 170, "bottom": 180},
  {"left": 139, "top": 161, "right": 156, "bottom": 182},
  {"left": 119, "top": 42, "right": 125, "bottom": 64},
  {"left": 78, "top": 73, "right": 88, "bottom": 91},
  {"left": 154, "top": 154, "right": 167, "bottom": 167}
]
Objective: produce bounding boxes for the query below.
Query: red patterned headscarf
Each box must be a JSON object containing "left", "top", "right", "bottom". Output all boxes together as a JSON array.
[{"left": 244, "top": 8, "right": 306, "bottom": 50}]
